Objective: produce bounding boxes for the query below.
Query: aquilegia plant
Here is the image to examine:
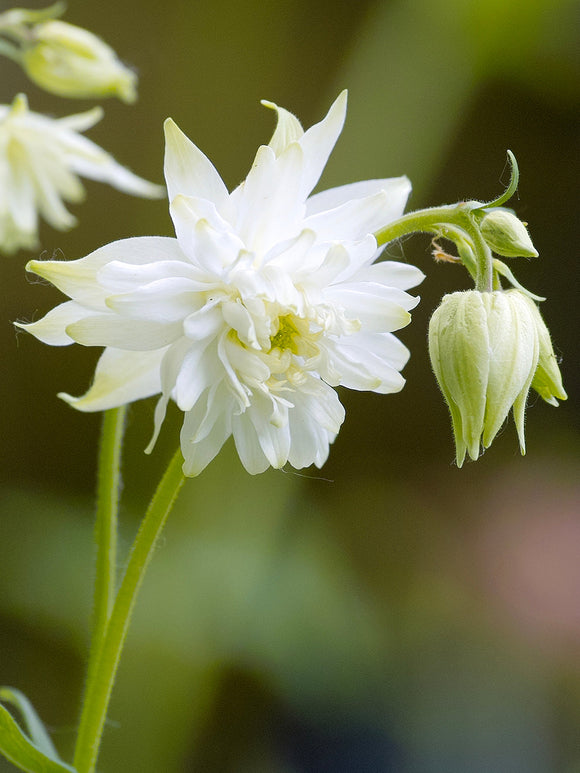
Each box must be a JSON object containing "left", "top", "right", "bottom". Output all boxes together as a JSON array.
[{"left": 0, "top": 10, "right": 567, "bottom": 772}]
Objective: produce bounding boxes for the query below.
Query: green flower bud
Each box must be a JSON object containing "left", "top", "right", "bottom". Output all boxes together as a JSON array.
[
  {"left": 429, "top": 289, "right": 539, "bottom": 466},
  {"left": 517, "top": 294, "right": 567, "bottom": 406},
  {"left": 479, "top": 207, "right": 538, "bottom": 258},
  {"left": 21, "top": 20, "right": 137, "bottom": 103}
]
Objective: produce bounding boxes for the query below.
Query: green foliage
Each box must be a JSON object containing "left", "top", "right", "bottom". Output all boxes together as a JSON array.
[{"left": 0, "top": 688, "right": 75, "bottom": 773}]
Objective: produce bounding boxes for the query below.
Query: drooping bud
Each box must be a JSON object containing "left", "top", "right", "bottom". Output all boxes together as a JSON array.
[
  {"left": 479, "top": 207, "right": 538, "bottom": 258},
  {"left": 428, "top": 289, "right": 540, "bottom": 465},
  {"left": 517, "top": 294, "right": 567, "bottom": 406},
  {"left": 20, "top": 20, "right": 137, "bottom": 103}
]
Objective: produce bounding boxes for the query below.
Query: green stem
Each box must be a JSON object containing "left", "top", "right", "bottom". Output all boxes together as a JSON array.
[
  {"left": 91, "top": 407, "right": 126, "bottom": 652},
  {"left": 374, "top": 203, "right": 493, "bottom": 291},
  {"left": 470, "top": 224, "right": 494, "bottom": 293},
  {"left": 73, "top": 448, "right": 186, "bottom": 773},
  {"left": 374, "top": 204, "right": 467, "bottom": 246}
]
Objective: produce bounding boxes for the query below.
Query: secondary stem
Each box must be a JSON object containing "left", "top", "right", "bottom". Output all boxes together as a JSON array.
[
  {"left": 73, "top": 447, "right": 186, "bottom": 773},
  {"left": 374, "top": 203, "right": 493, "bottom": 291},
  {"left": 374, "top": 204, "right": 465, "bottom": 246}
]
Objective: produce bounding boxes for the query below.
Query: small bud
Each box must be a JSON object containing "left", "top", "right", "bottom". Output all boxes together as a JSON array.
[
  {"left": 479, "top": 207, "right": 538, "bottom": 258},
  {"left": 429, "top": 290, "right": 540, "bottom": 465},
  {"left": 517, "top": 294, "right": 567, "bottom": 406},
  {"left": 21, "top": 20, "right": 137, "bottom": 103}
]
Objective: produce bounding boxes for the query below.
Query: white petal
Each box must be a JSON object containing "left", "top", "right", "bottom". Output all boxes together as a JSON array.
[
  {"left": 351, "top": 260, "right": 425, "bottom": 291},
  {"left": 98, "top": 259, "right": 211, "bottom": 294},
  {"left": 319, "top": 334, "right": 407, "bottom": 393},
  {"left": 234, "top": 142, "right": 304, "bottom": 253},
  {"left": 163, "top": 118, "right": 229, "bottom": 211},
  {"left": 232, "top": 412, "right": 271, "bottom": 474},
  {"left": 106, "top": 277, "right": 203, "bottom": 322},
  {"left": 262, "top": 99, "right": 304, "bottom": 156},
  {"left": 263, "top": 228, "right": 316, "bottom": 272},
  {"left": 180, "top": 385, "right": 234, "bottom": 476},
  {"left": 7, "top": 151, "right": 38, "bottom": 234},
  {"left": 299, "top": 90, "right": 347, "bottom": 197},
  {"left": 15, "top": 300, "right": 91, "bottom": 346},
  {"left": 59, "top": 347, "right": 164, "bottom": 411},
  {"left": 26, "top": 237, "right": 185, "bottom": 310},
  {"left": 66, "top": 315, "right": 182, "bottom": 349},
  {"left": 326, "top": 284, "right": 418, "bottom": 332},
  {"left": 54, "top": 130, "right": 165, "bottom": 199},
  {"left": 304, "top": 190, "right": 393, "bottom": 242},
  {"left": 170, "top": 194, "right": 243, "bottom": 270},
  {"left": 56, "top": 106, "right": 104, "bottom": 132},
  {"left": 306, "top": 176, "right": 411, "bottom": 218},
  {"left": 146, "top": 338, "right": 196, "bottom": 452},
  {"left": 287, "top": 380, "right": 344, "bottom": 468},
  {"left": 174, "top": 343, "right": 222, "bottom": 412},
  {"left": 183, "top": 304, "right": 224, "bottom": 342}
]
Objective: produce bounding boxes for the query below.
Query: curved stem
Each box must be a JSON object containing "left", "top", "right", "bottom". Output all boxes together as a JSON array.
[
  {"left": 374, "top": 204, "right": 462, "bottom": 246},
  {"left": 375, "top": 203, "right": 494, "bottom": 291},
  {"left": 73, "top": 448, "right": 186, "bottom": 773}
]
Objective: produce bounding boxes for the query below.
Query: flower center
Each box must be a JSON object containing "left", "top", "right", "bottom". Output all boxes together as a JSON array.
[{"left": 269, "top": 315, "right": 300, "bottom": 354}]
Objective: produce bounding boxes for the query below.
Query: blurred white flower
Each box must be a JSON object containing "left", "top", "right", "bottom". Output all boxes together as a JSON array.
[
  {"left": 19, "top": 91, "right": 423, "bottom": 475},
  {"left": 0, "top": 93, "right": 164, "bottom": 254}
]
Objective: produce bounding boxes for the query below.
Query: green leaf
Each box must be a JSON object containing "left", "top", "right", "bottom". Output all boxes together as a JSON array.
[
  {"left": 0, "top": 689, "right": 75, "bottom": 773},
  {"left": 0, "top": 688, "right": 59, "bottom": 761}
]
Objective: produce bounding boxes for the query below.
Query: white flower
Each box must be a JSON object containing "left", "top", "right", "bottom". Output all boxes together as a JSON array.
[
  {"left": 19, "top": 92, "right": 424, "bottom": 476},
  {"left": 0, "top": 93, "right": 164, "bottom": 254}
]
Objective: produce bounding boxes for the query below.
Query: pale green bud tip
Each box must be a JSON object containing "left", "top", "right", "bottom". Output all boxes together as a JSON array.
[
  {"left": 518, "top": 294, "right": 567, "bottom": 406},
  {"left": 429, "top": 290, "right": 541, "bottom": 465},
  {"left": 480, "top": 208, "right": 538, "bottom": 258},
  {"left": 21, "top": 20, "right": 138, "bottom": 103}
]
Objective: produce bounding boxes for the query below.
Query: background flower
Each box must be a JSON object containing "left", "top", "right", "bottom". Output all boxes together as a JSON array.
[
  {"left": 0, "top": 93, "right": 163, "bottom": 254},
  {"left": 19, "top": 92, "right": 424, "bottom": 475}
]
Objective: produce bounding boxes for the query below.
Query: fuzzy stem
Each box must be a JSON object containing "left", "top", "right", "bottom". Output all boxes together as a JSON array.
[{"left": 73, "top": 448, "right": 186, "bottom": 773}]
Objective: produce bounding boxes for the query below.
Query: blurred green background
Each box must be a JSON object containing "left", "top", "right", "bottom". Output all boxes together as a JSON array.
[{"left": 1, "top": 0, "right": 579, "bottom": 770}]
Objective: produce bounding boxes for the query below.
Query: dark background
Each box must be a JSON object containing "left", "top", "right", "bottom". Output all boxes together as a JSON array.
[{"left": 1, "top": 1, "right": 579, "bottom": 770}]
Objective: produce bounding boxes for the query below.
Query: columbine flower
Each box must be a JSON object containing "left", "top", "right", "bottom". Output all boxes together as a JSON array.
[
  {"left": 0, "top": 4, "right": 137, "bottom": 102},
  {"left": 18, "top": 91, "right": 424, "bottom": 476},
  {"left": 0, "top": 93, "right": 164, "bottom": 254}
]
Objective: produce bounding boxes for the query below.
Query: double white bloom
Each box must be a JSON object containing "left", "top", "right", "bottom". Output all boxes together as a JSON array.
[
  {"left": 20, "top": 92, "right": 424, "bottom": 475},
  {"left": 0, "top": 94, "right": 163, "bottom": 254}
]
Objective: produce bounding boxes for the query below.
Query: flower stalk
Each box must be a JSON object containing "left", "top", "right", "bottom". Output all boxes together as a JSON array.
[{"left": 73, "top": 447, "right": 186, "bottom": 773}]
